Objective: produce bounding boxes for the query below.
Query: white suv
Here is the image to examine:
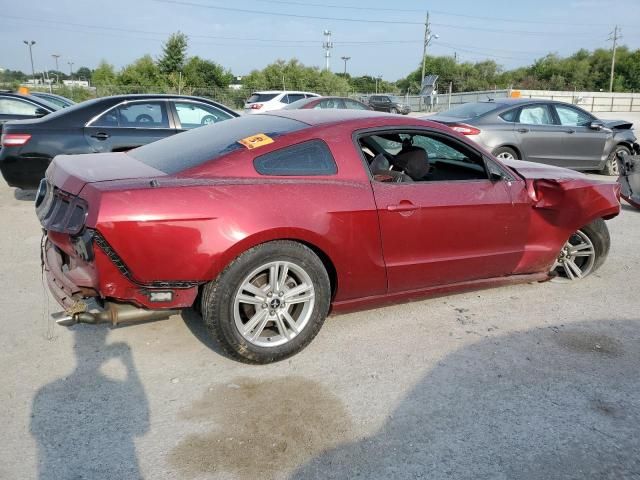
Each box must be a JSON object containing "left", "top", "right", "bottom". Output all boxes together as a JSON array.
[{"left": 244, "top": 91, "right": 320, "bottom": 114}]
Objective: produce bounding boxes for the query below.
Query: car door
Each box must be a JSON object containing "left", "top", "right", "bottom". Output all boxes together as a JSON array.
[
  {"left": 551, "top": 103, "right": 610, "bottom": 169},
  {"left": 84, "top": 100, "right": 175, "bottom": 153},
  {"left": 171, "top": 100, "right": 234, "bottom": 131},
  {"left": 362, "top": 129, "right": 528, "bottom": 293},
  {"left": 369, "top": 96, "right": 382, "bottom": 111},
  {"left": 514, "top": 103, "right": 566, "bottom": 166}
]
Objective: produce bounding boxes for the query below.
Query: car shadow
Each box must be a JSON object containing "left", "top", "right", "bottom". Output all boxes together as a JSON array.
[
  {"left": 180, "top": 308, "right": 235, "bottom": 360},
  {"left": 30, "top": 325, "right": 149, "bottom": 479},
  {"left": 290, "top": 319, "right": 640, "bottom": 480},
  {"left": 14, "top": 188, "right": 36, "bottom": 201},
  {"left": 621, "top": 202, "right": 639, "bottom": 213}
]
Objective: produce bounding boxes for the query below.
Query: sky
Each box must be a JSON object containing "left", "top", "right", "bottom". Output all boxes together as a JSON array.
[{"left": 1, "top": 0, "right": 640, "bottom": 81}]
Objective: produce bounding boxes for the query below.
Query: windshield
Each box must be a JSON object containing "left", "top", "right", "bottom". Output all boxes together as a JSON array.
[
  {"left": 128, "top": 114, "right": 309, "bottom": 174},
  {"left": 36, "top": 96, "right": 103, "bottom": 120},
  {"left": 247, "top": 93, "right": 279, "bottom": 103},
  {"left": 441, "top": 102, "right": 501, "bottom": 119},
  {"left": 34, "top": 94, "right": 74, "bottom": 108},
  {"left": 25, "top": 95, "right": 61, "bottom": 111},
  {"left": 389, "top": 96, "right": 404, "bottom": 104}
]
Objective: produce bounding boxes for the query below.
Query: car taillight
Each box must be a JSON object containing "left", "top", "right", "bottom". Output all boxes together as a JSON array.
[
  {"left": 449, "top": 124, "right": 481, "bottom": 135},
  {"left": 1, "top": 133, "right": 31, "bottom": 146},
  {"left": 250, "top": 104, "right": 263, "bottom": 110}
]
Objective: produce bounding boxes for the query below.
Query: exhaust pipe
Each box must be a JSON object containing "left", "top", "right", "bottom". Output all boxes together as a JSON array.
[{"left": 53, "top": 301, "right": 179, "bottom": 327}]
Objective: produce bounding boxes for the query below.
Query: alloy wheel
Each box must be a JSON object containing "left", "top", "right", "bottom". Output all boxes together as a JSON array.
[
  {"left": 496, "top": 152, "right": 515, "bottom": 160},
  {"left": 233, "top": 261, "right": 315, "bottom": 347},
  {"left": 551, "top": 230, "right": 596, "bottom": 281}
]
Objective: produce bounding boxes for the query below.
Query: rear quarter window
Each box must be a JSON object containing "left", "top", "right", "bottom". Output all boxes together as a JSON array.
[{"left": 254, "top": 140, "right": 337, "bottom": 176}]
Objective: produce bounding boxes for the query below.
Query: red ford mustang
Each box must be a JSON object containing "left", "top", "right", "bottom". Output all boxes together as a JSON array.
[{"left": 38, "top": 110, "right": 620, "bottom": 363}]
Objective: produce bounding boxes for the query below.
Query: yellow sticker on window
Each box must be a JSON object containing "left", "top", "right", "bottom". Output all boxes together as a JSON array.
[{"left": 238, "top": 133, "right": 274, "bottom": 150}]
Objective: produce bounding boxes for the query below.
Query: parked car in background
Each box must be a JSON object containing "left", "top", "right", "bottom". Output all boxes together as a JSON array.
[
  {"left": 284, "top": 96, "right": 372, "bottom": 110},
  {"left": 368, "top": 95, "right": 411, "bottom": 115},
  {"left": 0, "top": 94, "right": 237, "bottom": 189},
  {"left": 31, "top": 92, "right": 75, "bottom": 109},
  {"left": 39, "top": 109, "right": 619, "bottom": 363},
  {"left": 0, "top": 92, "right": 59, "bottom": 126},
  {"left": 427, "top": 99, "right": 636, "bottom": 175},
  {"left": 244, "top": 91, "right": 320, "bottom": 114}
]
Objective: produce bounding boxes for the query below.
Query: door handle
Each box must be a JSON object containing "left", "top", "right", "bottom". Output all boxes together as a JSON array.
[
  {"left": 387, "top": 202, "right": 419, "bottom": 212},
  {"left": 517, "top": 128, "right": 529, "bottom": 133},
  {"left": 90, "top": 132, "right": 110, "bottom": 140}
]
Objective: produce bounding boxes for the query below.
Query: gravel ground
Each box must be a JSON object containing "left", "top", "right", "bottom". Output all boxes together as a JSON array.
[{"left": 0, "top": 179, "right": 638, "bottom": 480}]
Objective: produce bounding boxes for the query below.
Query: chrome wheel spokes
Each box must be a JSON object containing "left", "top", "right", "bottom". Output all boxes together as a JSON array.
[
  {"left": 234, "top": 261, "right": 315, "bottom": 347},
  {"left": 552, "top": 230, "right": 596, "bottom": 281}
]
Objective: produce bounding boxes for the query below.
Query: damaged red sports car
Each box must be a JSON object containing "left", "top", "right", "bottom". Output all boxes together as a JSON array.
[{"left": 38, "top": 110, "right": 620, "bottom": 363}]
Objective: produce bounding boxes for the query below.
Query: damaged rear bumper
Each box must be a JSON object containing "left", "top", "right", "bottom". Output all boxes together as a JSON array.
[{"left": 618, "top": 152, "right": 640, "bottom": 209}]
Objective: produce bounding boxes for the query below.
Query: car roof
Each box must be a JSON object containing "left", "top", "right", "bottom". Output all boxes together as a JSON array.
[
  {"left": 251, "top": 90, "right": 318, "bottom": 95},
  {"left": 264, "top": 108, "right": 418, "bottom": 126},
  {"left": 478, "top": 98, "right": 574, "bottom": 107}
]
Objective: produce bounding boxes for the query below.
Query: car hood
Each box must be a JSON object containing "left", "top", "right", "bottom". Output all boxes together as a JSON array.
[
  {"left": 502, "top": 159, "right": 590, "bottom": 180},
  {"left": 603, "top": 119, "right": 633, "bottom": 130},
  {"left": 47, "top": 152, "right": 166, "bottom": 196}
]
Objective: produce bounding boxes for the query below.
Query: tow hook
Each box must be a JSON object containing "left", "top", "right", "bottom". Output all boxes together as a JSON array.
[{"left": 52, "top": 299, "right": 178, "bottom": 327}]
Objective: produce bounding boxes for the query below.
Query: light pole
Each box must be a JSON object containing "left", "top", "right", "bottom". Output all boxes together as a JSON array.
[
  {"left": 341, "top": 56, "right": 351, "bottom": 75},
  {"left": 68, "top": 61, "right": 74, "bottom": 80},
  {"left": 375, "top": 75, "right": 382, "bottom": 94},
  {"left": 23, "top": 40, "right": 36, "bottom": 84},
  {"left": 52, "top": 54, "right": 61, "bottom": 73}
]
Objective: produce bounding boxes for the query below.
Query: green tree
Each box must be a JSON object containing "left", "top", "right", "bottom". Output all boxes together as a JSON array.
[
  {"left": 118, "top": 55, "right": 165, "bottom": 90},
  {"left": 92, "top": 61, "right": 117, "bottom": 85},
  {"left": 75, "top": 66, "right": 92, "bottom": 82},
  {"left": 183, "top": 56, "right": 233, "bottom": 88},
  {"left": 158, "top": 32, "right": 188, "bottom": 75}
]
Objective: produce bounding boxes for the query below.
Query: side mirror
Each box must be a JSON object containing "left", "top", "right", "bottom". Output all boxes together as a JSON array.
[
  {"left": 34, "top": 107, "right": 49, "bottom": 118},
  {"left": 589, "top": 120, "right": 604, "bottom": 130}
]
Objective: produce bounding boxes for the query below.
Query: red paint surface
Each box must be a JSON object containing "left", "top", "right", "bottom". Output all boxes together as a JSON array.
[{"left": 43, "top": 113, "right": 620, "bottom": 311}]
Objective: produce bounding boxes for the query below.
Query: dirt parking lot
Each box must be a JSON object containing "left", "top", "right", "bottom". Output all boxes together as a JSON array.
[{"left": 1, "top": 179, "right": 639, "bottom": 479}]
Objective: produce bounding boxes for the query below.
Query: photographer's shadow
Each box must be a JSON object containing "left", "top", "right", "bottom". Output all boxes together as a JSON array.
[{"left": 30, "top": 326, "right": 149, "bottom": 480}]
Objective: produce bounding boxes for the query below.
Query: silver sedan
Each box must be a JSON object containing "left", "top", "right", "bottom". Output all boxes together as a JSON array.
[{"left": 427, "top": 98, "right": 636, "bottom": 176}]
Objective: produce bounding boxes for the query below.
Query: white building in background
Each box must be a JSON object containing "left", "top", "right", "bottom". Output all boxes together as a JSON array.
[{"left": 62, "top": 80, "right": 89, "bottom": 88}]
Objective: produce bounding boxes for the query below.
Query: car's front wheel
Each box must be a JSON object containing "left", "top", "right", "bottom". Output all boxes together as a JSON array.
[
  {"left": 201, "top": 241, "right": 331, "bottom": 363},
  {"left": 551, "top": 218, "right": 610, "bottom": 281},
  {"left": 390, "top": 107, "right": 398, "bottom": 114},
  {"left": 601, "top": 144, "right": 630, "bottom": 176}
]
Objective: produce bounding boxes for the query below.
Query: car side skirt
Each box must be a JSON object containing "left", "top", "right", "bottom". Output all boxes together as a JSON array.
[{"left": 329, "top": 272, "right": 550, "bottom": 314}]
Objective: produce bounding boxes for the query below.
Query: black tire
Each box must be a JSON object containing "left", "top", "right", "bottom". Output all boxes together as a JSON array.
[
  {"left": 201, "top": 241, "right": 331, "bottom": 364},
  {"left": 492, "top": 146, "right": 519, "bottom": 160},
  {"left": 390, "top": 107, "right": 398, "bottom": 114},
  {"left": 135, "top": 113, "right": 153, "bottom": 123},
  {"left": 553, "top": 218, "right": 610, "bottom": 280},
  {"left": 201, "top": 115, "right": 216, "bottom": 125},
  {"left": 601, "top": 144, "right": 630, "bottom": 176}
]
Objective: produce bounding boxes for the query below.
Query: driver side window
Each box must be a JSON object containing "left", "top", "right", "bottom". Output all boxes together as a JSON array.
[{"left": 359, "top": 131, "right": 489, "bottom": 183}]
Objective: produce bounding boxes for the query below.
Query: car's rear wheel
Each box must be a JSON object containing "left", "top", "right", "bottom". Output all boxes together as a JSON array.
[
  {"left": 201, "top": 241, "right": 330, "bottom": 363},
  {"left": 551, "top": 218, "right": 610, "bottom": 282},
  {"left": 601, "top": 144, "right": 630, "bottom": 176},
  {"left": 390, "top": 107, "right": 398, "bottom": 114},
  {"left": 493, "top": 146, "right": 519, "bottom": 160}
]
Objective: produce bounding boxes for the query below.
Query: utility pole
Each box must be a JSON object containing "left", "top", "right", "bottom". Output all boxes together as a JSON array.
[
  {"left": 68, "top": 61, "right": 74, "bottom": 80},
  {"left": 323, "top": 30, "right": 333, "bottom": 71},
  {"left": 23, "top": 40, "right": 36, "bottom": 84},
  {"left": 419, "top": 13, "right": 438, "bottom": 111},
  {"left": 341, "top": 56, "right": 351, "bottom": 75},
  {"left": 52, "top": 54, "right": 61, "bottom": 73},
  {"left": 608, "top": 25, "right": 622, "bottom": 92}
]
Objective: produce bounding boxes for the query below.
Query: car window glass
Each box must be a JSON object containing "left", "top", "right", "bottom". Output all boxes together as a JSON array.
[
  {"left": 318, "top": 99, "right": 343, "bottom": 109},
  {"left": 174, "top": 102, "right": 232, "bottom": 129},
  {"left": 499, "top": 108, "right": 518, "bottom": 122},
  {"left": 345, "top": 100, "right": 368, "bottom": 110},
  {"left": 0, "top": 98, "right": 39, "bottom": 116},
  {"left": 254, "top": 140, "right": 337, "bottom": 176},
  {"left": 287, "top": 94, "right": 305, "bottom": 104},
  {"left": 361, "top": 131, "right": 487, "bottom": 183},
  {"left": 247, "top": 93, "right": 278, "bottom": 103},
  {"left": 554, "top": 105, "right": 592, "bottom": 126},
  {"left": 518, "top": 105, "right": 554, "bottom": 125},
  {"left": 118, "top": 102, "right": 169, "bottom": 127}
]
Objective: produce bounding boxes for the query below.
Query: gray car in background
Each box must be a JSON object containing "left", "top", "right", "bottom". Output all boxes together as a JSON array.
[{"left": 427, "top": 98, "right": 636, "bottom": 175}]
